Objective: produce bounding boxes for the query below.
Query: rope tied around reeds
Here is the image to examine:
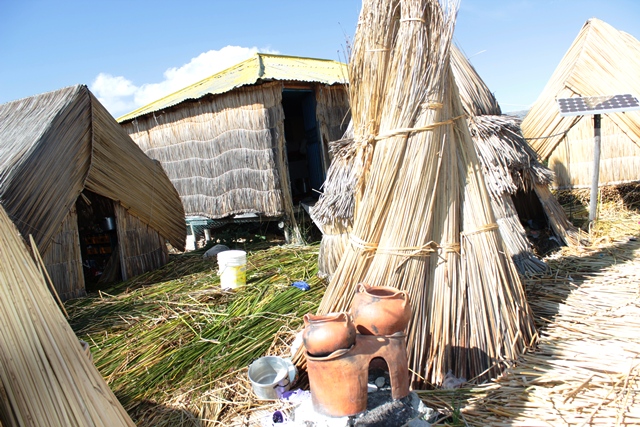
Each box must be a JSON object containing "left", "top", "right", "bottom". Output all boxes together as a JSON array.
[
  {"left": 352, "top": 112, "right": 462, "bottom": 149},
  {"left": 461, "top": 222, "right": 499, "bottom": 236},
  {"left": 400, "top": 17, "right": 427, "bottom": 23},
  {"left": 349, "top": 233, "right": 461, "bottom": 271},
  {"left": 374, "top": 114, "right": 466, "bottom": 141}
]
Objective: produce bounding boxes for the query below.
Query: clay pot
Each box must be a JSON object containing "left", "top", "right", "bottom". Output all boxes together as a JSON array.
[
  {"left": 303, "top": 312, "right": 356, "bottom": 357},
  {"left": 350, "top": 283, "right": 411, "bottom": 336}
]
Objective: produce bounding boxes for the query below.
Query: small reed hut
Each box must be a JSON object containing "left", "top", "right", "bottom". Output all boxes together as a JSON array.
[
  {"left": 0, "top": 85, "right": 186, "bottom": 301},
  {"left": 118, "top": 53, "right": 350, "bottom": 243},
  {"left": 522, "top": 18, "right": 640, "bottom": 189}
]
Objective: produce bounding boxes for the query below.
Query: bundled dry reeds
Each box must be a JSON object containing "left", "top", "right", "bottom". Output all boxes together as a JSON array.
[
  {"left": 0, "top": 203, "right": 135, "bottom": 427},
  {"left": 301, "top": 0, "right": 536, "bottom": 388},
  {"left": 314, "top": 42, "right": 586, "bottom": 279}
]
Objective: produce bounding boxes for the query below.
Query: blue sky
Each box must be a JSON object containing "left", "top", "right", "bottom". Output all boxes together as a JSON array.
[{"left": 1, "top": 0, "right": 639, "bottom": 116}]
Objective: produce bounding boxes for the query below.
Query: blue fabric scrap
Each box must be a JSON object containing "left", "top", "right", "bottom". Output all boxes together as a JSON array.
[{"left": 291, "top": 281, "right": 310, "bottom": 291}]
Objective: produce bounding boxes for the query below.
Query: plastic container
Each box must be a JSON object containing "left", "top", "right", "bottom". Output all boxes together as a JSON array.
[
  {"left": 217, "top": 250, "right": 247, "bottom": 290},
  {"left": 247, "top": 356, "right": 297, "bottom": 400}
]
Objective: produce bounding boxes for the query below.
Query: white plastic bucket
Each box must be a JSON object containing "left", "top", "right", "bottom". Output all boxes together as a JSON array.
[
  {"left": 247, "top": 356, "right": 297, "bottom": 400},
  {"left": 217, "top": 250, "right": 247, "bottom": 290}
]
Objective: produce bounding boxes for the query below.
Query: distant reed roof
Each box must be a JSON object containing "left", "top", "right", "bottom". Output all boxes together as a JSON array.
[
  {"left": 522, "top": 18, "right": 640, "bottom": 160},
  {"left": 118, "top": 53, "right": 349, "bottom": 122}
]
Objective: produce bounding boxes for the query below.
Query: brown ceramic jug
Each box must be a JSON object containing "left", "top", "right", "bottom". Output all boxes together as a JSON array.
[
  {"left": 302, "top": 312, "right": 356, "bottom": 357},
  {"left": 350, "top": 283, "right": 411, "bottom": 336}
]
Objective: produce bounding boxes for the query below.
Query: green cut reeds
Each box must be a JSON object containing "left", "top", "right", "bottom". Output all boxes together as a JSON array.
[{"left": 66, "top": 243, "right": 325, "bottom": 425}]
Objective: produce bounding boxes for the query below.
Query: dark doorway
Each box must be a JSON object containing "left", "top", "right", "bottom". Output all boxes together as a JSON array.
[
  {"left": 282, "top": 89, "right": 324, "bottom": 204},
  {"left": 75, "top": 190, "right": 121, "bottom": 290}
]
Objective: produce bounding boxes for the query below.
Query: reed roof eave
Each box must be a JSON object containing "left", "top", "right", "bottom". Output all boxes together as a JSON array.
[{"left": 117, "top": 53, "right": 349, "bottom": 123}]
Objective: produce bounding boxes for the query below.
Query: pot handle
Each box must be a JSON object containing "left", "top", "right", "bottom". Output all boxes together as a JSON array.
[
  {"left": 399, "top": 289, "right": 409, "bottom": 308},
  {"left": 303, "top": 313, "right": 312, "bottom": 327},
  {"left": 356, "top": 283, "right": 368, "bottom": 293}
]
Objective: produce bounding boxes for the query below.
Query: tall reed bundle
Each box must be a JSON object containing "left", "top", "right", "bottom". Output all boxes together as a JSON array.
[
  {"left": 0, "top": 204, "right": 135, "bottom": 427},
  {"left": 450, "top": 45, "right": 501, "bottom": 117},
  {"left": 451, "top": 44, "right": 585, "bottom": 261},
  {"left": 301, "top": 0, "right": 536, "bottom": 387},
  {"left": 314, "top": 43, "right": 585, "bottom": 279}
]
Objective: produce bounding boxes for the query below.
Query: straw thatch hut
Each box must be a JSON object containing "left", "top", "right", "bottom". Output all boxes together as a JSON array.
[
  {"left": 522, "top": 18, "right": 640, "bottom": 189},
  {"left": 312, "top": 45, "right": 583, "bottom": 278},
  {"left": 0, "top": 85, "right": 186, "bottom": 301},
  {"left": 118, "top": 53, "right": 350, "bottom": 243}
]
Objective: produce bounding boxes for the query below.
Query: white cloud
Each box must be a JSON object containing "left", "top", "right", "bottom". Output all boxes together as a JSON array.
[{"left": 91, "top": 45, "right": 278, "bottom": 118}]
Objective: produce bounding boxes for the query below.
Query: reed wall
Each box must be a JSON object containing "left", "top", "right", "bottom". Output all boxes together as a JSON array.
[
  {"left": 122, "top": 83, "right": 286, "bottom": 220},
  {"left": 548, "top": 115, "right": 640, "bottom": 188},
  {"left": 115, "top": 203, "right": 169, "bottom": 281},
  {"left": 42, "top": 205, "right": 86, "bottom": 300},
  {"left": 315, "top": 85, "right": 351, "bottom": 164}
]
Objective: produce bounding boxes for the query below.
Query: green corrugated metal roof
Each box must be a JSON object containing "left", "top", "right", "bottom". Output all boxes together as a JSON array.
[{"left": 117, "top": 53, "right": 348, "bottom": 122}]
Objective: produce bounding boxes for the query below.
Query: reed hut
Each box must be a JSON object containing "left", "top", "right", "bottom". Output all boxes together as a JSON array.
[
  {"left": 312, "top": 45, "right": 583, "bottom": 278},
  {"left": 522, "top": 18, "right": 640, "bottom": 189},
  {"left": 118, "top": 53, "right": 350, "bottom": 243},
  {"left": 0, "top": 85, "right": 186, "bottom": 301}
]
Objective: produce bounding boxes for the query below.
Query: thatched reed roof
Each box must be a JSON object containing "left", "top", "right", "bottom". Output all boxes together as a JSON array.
[
  {"left": 522, "top": 18, "right": 640, "bottom": 161},
  {"left": 118, "top": 53, "right": 349, "bottom": 122},
  {"left": 0, "top": 85, "right": 186, "bottom": 253},
  {"left": 301, "top": 0, "right": 538, "bottom": 388}
]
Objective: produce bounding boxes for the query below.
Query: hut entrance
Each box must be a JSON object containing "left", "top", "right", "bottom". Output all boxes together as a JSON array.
[
  {"left": 512, "top": 189, "right": 561, "bottom": 255},
  {"left": 75, "top": 190, "right": 121, "bottom": 291},
  {"left": 282, "top": 89, "right": 324, "bottom": 205}
]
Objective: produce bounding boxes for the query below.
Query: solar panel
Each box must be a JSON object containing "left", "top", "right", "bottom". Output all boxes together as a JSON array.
[{"left": 557, "top": 94, "right": 640, "bottom": 116}]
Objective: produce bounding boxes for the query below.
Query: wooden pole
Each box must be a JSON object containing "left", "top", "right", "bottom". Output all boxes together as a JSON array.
[{"left": 589, "top": 114, "right": 601, "bottom": 222}]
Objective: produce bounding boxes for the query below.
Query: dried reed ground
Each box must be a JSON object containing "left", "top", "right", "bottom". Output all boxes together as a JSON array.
[
  {"left": 66, "top": 190, "right": 640, "bottom": 426},
  {"left": 418, "top": 195, "right": 640, "bottom": 426}
]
